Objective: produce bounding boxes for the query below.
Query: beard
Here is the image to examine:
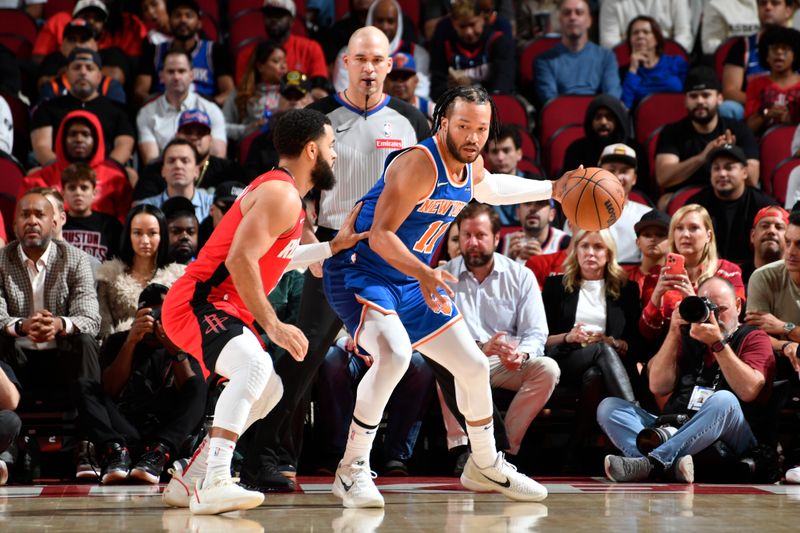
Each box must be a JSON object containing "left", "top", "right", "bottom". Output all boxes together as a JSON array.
[
  {"left": 463, "top": 250, "right": 493, "bottom": 268},
  {"left": 690, "top": 105, "right": 717, "bottom": 125},
  {"left": 311, "top": 157, "right": 336, "bottom": 191},
  {"left": 72, "top": 82, "right": 95, "bottom": 100},
  {"left": 760, "top": 241, "right": 783, "bottom": 263},
  {"left": 446, "top": 132, "right": 481, "bottom": 164},
  {"left": 169, "top": 245, "right": 196, "bottom": 265}
]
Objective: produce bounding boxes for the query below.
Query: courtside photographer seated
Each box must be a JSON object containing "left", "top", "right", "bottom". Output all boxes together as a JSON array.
[{"left": 598, "top": 277, "right": 776, "bottom": 484}]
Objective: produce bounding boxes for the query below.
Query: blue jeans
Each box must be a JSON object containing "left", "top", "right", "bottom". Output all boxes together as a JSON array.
[
  {"left": 316, "top": 341, "right": 434, "bottom": 462},
  {"left": 597, "top": 390, "right": 757, "bottom": 468}
]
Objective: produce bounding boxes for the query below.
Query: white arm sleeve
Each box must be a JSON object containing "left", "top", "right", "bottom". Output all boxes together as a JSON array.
[
  {"left": 473, "top": 171, "right": 553, "bottom": 205},
  {"left": 285, "top": 242, "right": 332, "bottom": 270}
]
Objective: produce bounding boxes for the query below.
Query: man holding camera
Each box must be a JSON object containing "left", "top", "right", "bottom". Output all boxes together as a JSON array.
[{"left": 597, "top": 277, "right": 775, "bottom": 483}]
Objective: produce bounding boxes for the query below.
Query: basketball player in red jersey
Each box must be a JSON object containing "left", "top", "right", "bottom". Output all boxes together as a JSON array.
[{"left": 161, "top": 108, "right": 367, "bottom": 515}]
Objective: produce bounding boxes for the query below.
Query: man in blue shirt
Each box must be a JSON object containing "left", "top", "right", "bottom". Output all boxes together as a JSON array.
[{"left": 534, "top": 0, "right": 621, "bottom": 105}]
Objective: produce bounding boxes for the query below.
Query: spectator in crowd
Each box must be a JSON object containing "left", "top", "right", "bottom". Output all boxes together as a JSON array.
[
  {"left": 429, "top": 0, "right": 515, "bottom": 100},
  {"left": 334, "top": 0, "right": 431, "bottom": 100},
  {"left": 639, "top": 205, "right": 746, "bottom": 342},
  {"left": 620, "top": 15, "right": 688, "bottom": 109},
  {"left": 741, "top": 206, "right": 789, "bottom": 283},
  {"left": 223, "top": 42, "right": 287, "bottom": 142},
  {"left": 61, "top": 162, "right": 123, "bottom": 262},
  {"left": 31, "top": 48, "right": 135, "bottom": 168},
  {"left": 542, "top": 229, "right": 640, "bottom": 468},
  {"left": 137, "top": 139, "right": 213, "bottom": 223},
  {"left": 439, "top": 221, "right": 462, "bottom": 264},
  {"left": 141, "top": 0, "right": 171, "bottom": 46},
  {"left": 722, "top": 0, "right": 796, "bottom": 120},
  {"left": 238, "top": 27, "right": 428, "bottom": 492},
  {"left": 95, "top": 204, "right": 181, "bottom": 340},
  {"left": 439, "top": 203, "right": 560, "bottom": 460},
  {"left": 136, "top": 110, "right": 244, "bottom": 200},
  {"left": 0, "top": 359, "right": 20, "bottom": 485},
  {"left": 34, "top": 187, "right": 68, "bottom": 243},
  {"left": 745, "top": 26, "right": 800, "bottom": 134},
  {"left": 0, "top": 191, "right": 101, "bottom": 412},
  {"left": 162, "top": 196, "right": 199, "bottom": 265},
  {"left": 32, "top": 0, "right": 148, "bottom": 84},
  {"left": 600, "top": 276, "right": 775, "bottom": 483},
  {"left": 745, "top": 208, "right": 800, "bottom": 483},
  {"left": 0, "top": 220, "right": 6, "bottom": 249},
  {"left": 504, "top": 199, "right": 570, "bottom": 261},
  {"left": 242, "top": 71, "right": 315, "bottom": 181},
  {"left": 135, "top": 0, "right": 234, "bottom": 107},
  {"left": 235, "top": 0, "right": 327, "bottom": 86},
  {"left": 655, "top": 67, "right": 760, "bottom": 206},
  {"left": 23, "top": 109, "right": 132, "bottom": 224},
  {"left": 534, "top": 0, "right": 621, "bottom": 105},
  {"left": 77, "top": 282, "right": 206, "bottom": 484},
  {"left": 516, "top": 0, "right": 560, "bottom": 40},
  {"left": 0, "top": 94, "right": 12, "bottom": 156},
  {"left": 198, "top": 181, "right": 246, "bottom": 248},
  {"left": 422, "top": 0, "right": 514, "bottom": 43},
  {"left": 136, "top": 49, "right": 227, "bottom": 165},
  {"left": 685, "top": 144, "right": 777, "bottom": 264},
  {"left": 628, "top": 210, "right": 671, "bottom": 299},
  {"left": 701, "top": 0, "right": 760, "bottom": 56},
  {"left": 599, "top": 0, "right": 693, "bottom": 52},
  {"left": 484, "top": 124, "right": 541, "bottom": 226},
  {"left": 384, "top": 53, "right": 435, "bottom": 122},
  {"left": 562, "top": 95, "right": 634, "bottom": 177},
  {"left": 316, "top": 336, "right": 433, "bottom": 477}
]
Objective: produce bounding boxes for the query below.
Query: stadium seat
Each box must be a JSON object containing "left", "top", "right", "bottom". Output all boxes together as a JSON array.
[
  {"left": 398, "top": 0, "right": 420, "bottom": 29},
  {"left": 230, "top": 9, "right": 267, "bottom": 49},
  {"left": 239, "top": 130, "right": 260, "bottom": 164},
  {"left": 335, "top": 0, "right": 349, "bottom": 21},
  {"left": 518, "top": 37, "right": 561, "bottom": 91},
  {"left": 613, "top": 39, "right": 689, "bottom": 68},
  {"left": 644, "top": 127, "right": 663, "bottom": 197},
  {"left": 0, "top": 151, "right": 25, "bottom": 231},
  {"left": 544, "top": 123, "right": 583, "bottom": 179},
  {"left": 634, "top": 92, "right": 686, "bottom": 146},
  {"left": 0, "top": 33, "right": 33, "bottom": 60},
  {"left": 666, "top": 185, "right": 703, "bottom": 215},
  {"left": 200, "top": 13, "right": 218, "bottom": 42},
  {"left": 714, "top": 37, "right": 738, "bottom": 81},
  {"left": 759, "top": 124, "right": 795, "bottom": 196},
  {"left": 197, "top": 0, "right": 220, "bottom": 23},
  {"left": 229, "top": 0, "right": 263, "bottom": 15},
  {"left": 538, "top": 95, "right": 592, "bottom": 147},
  {"left": 518, "top": 158, "right": 545, "bottom": 177},
  {"left": 492, "top": 94, "right": 528, "bottom": 129},
  {"left": 0, "top": 10, "right": 38, "bottom": 48},
  {"left": 519, "top": 128, "right": 539, "bottom": 163},
  {"left": 770, "top": 157, "right": 800, "bottom": 206},
  {"left": 628, "top": 188, "right": 654, "bottom": 207},
  {"left": 44, "top": 0, "right": 75, "bottom": 18}
]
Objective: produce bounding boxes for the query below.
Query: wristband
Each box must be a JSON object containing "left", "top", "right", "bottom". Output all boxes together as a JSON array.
[{"left": 711, "top": 338, "right": 728, "bottom": 353}]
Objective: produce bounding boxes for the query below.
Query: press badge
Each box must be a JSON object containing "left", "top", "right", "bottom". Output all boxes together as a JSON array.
[{"left": 687, "top": 386, "right": 714, "bottom": 411}]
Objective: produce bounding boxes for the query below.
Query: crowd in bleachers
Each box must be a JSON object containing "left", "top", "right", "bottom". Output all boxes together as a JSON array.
[{"left": 0, "top": 0, "right": 800, "bottom": 489}]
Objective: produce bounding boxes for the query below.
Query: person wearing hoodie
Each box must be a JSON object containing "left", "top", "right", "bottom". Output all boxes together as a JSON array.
[
  {"left": 333, "top": 0, "right": 431, "bottom": 100},
  {"left": 20, "top": 109, "right": 132, "bottom": 225},
  {"left": 561, "top": 94, "right": 641, "bottom": 177}
]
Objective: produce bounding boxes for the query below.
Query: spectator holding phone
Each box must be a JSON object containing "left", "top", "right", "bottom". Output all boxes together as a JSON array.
[
  {"left": 95, "top": 205, "right": 185, "bottom": 341},
  {"left": 639, "top": 205, "right": 745, "bottom": 342}
]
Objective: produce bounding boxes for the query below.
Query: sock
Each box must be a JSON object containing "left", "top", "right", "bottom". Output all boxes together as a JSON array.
[
  {"left": 183, "top": 436, "right": 209, "bottom": 481},
  {"left": 341, "top": 417, "right": 379, "bottom": 467},
  {"left": 466, "top": 421, "right": 498, "bottom": 469},
  {"left": 204, "top": 437, "right": 235, "bottom": 485}
]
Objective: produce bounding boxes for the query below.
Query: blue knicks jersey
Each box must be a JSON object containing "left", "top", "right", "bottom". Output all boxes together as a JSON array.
[
  {"left": 350, "top": 136, "right": 472, "bottom": 284},
  {"left": 154, "top": 40, "right": 216, "bottom": 96}
]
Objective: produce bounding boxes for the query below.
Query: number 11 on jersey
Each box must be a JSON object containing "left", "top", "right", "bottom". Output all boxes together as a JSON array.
[{"left": 413, "top": 221, "right": 451, "bottom": 254}]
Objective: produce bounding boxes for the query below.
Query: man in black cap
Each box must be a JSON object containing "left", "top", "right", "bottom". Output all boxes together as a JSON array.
[
  {"left": 654, "top": 67, "right": 760, "bottom": 209},
  {"left": 685, "top": 144, "right": 777, "bottom": 264},
  {"left": 630, "top": 210, "right": 671, "bottom": 300},
  {"left": 161, "top": 196, "right": 199, "bottom": 265}
]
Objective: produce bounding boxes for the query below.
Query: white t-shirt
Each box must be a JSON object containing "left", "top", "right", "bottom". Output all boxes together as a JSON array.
[{"left": 575, "top": 279, "right": 607, "bottom": 333}]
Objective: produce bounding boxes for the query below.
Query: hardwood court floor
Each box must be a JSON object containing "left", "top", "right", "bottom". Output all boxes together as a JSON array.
[{"left": 2, "top": 477, "right": 799, "bottom": 532}]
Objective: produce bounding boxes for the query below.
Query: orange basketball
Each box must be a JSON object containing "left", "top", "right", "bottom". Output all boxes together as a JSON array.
[{"left": 559, "top": 167, "right": 625, "bottom": 231}]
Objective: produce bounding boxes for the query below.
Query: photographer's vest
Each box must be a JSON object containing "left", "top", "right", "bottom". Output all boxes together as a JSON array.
[{"left": 663, "top": 325, "right": 756, "bottom": 415}]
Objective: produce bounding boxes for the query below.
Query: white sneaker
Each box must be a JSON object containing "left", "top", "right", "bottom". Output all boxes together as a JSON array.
[
  {"left": 189, "top": 477, "right": 264, "bottom": 515},
  {"left": 332, "top": 459, "right": 385, "bottom": 508},
  {"left": 786, "top": 466, "right": 800, "bottom": 484},
  {"left": 460, "top": 453, "right": 548, "bottom": 502},
  {"left": 163, "top": 460, "right": 193, "bottom": 508},
  {"left": 0, "top": 459, "right": 7, "bottom": 485}
]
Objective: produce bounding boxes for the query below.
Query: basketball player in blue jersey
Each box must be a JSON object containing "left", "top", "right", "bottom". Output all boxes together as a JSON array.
[{"left": 324, "top": 86, "right": 575, "bottom": 508}]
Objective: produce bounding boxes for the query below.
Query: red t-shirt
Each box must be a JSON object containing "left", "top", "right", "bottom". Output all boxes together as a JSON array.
[
  {"left": 704, "top": 328, "right": 775, "bottom": 405},
  {"left": 525, "top": 249, "right": 567, "bottom": 290},
  {"left": 33, "top": 13, "right": 147, "bottom": 57},
  {"left": 235, "top": 34, "right": 327, "bottom": 84},
  {"left": 744, "top": 73, "right": 800, "bottom": 123}
]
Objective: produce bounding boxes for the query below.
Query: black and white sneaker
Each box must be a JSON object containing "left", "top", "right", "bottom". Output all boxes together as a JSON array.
[
  {"left": 101, "top": 442, "right": 131, "bottom": 484},
  {"left": 130, "top": 443, "right": 170, "bottom": 484},
  {"left": 460, "top": 453, "right": 548, "bottom": 502},
  {"left": 332, "top": 458, "right": 384, "bottom": 508}
]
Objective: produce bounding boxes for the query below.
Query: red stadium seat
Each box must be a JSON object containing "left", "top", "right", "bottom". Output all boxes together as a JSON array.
[
  {"left": 0, "top": 10, "right": 37, "bottom": 47},
  {"left": 200, "top": 13, "right": 218, "bottom": 42},
  {"left": 239, "top": 130, "right": 260, "bottom": 164},
  {"left": 44, "top": 0, "right": 75, "bottom": 18},
  {"left": 628, "top": 189, "right": 654, "bottom": 207},
  {"left": 714, "top": 37, "right": 738, "bottom": 81},
  {"left": 519, "top": 128, "right": 539, "bottom": 163},
  {"left": 614, "top": 39, "right": 689, "bottom": 68},
  {"left": 538, "top": 95, "right": 592, "bottom": 147},
  {"left": 666, "top": 185, "right": 703, "bottom": 215},
  {"left": 0, "top": 151, "right": 24, "bottom": 231},
  {"left": 518, "top": 159, "right": 545, "bottom": 177},
  {"left": 335, "top": 0, "right": 349, "bottom": 21},
  {"left": 230, "top": 9, "right": 267, "bottom": 49},
  {"left": 197, "top": 0, "right": 219, "bottom": 22},
  {"left": 492, "top": 94, "right": 528, "bottom": 129},
  {"left": 770, "top": 157, "right": 800, "bottom": 206},
  {"left": 544, "top": 123, "right": 583, "bottom": 179},
  {"left": 398, "top": 0, "right": 420, "bottom": 29},
  {"left": 518, "top": 37, "right": 560, "bottom": 91},
  {"left": 228, "top": 0, "right": 262, "bottom": 15},
  {"left": 0, "top": 33, "right": 33, "bottom": 60},
  {"left": 634, "top": 92, "right": 687, "bottom": 145},
  {"left": 645, "top": 127, "right": 662, "bottom": 197},
  {"left": 760, "top": 124, "right": 795, "bottom": 195}
]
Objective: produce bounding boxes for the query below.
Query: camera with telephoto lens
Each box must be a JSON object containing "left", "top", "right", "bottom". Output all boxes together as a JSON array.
[
  {"left": 678, "top": 295, "right": 720, "bottom": 323},
  {"left": 636, "top": 413, "right": 691, "bottom": 454}
]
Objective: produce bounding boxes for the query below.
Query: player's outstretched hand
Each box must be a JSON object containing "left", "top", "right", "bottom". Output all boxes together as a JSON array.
[
  {"left": 552, "top": 165, "right": 583, "bottom": 204},
  {"left": 331, "top": 202, "right": 370, "bottom": 254},
  {"left": 267, "top": 321, "right": 309, "bottom": 361},
  {"left": 418, "top": 268, "right": 457, "bottom": 313}
]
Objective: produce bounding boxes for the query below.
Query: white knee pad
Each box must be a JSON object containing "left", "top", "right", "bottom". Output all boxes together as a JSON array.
[{"left": 242, "top": 371, "right": 284, "bottom": 432}]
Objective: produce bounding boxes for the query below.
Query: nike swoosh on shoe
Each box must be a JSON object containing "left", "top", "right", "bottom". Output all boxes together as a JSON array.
[{"left": 480, "top": 472, "right": 511, "bottom": 488}]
